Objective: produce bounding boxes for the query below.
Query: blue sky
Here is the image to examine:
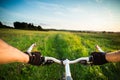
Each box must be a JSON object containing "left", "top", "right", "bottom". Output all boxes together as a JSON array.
[{"left": 0, "top": 0, "right": 120, "bottom": 31}]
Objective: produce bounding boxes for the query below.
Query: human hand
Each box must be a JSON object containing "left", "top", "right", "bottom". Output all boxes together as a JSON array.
[
  {"left": 90, "top": 52, "right": 108, "bottom": 65},
  {"left": 25, "top": 52, "right": 44, "bottom": 66}
]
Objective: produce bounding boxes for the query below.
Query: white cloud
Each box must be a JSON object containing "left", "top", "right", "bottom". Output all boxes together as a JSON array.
[
  {"left": 68, "top": 7, "right": 84, "bottom": 13},
  {"left": 95, "top": 0, "right": 103, "bottom": 3},
  {"left": 54, "top": 11, "right": 66, "bottom": 16},
  {"left": 26, "top": 0, "right": 64, "bottom": 11}
]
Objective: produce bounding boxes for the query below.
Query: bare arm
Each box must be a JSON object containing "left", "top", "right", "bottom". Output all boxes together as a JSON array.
[
  {"left": 0, "top": 39, "right": 29, "bottom": 64},
  {"left": 106, "top": 50, "right": 120, "bottom": 62}
]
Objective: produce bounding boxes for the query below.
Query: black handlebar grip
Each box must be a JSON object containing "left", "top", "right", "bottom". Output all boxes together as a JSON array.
[
  {"left": 79, "top": 60, "right": 87, "bottom": 65},
  {"left": 43, "top": 60, "right": 54, "bottom": 65}
]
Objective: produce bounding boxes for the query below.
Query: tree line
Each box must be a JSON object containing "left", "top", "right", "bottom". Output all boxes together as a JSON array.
[
  {"left": 13, "top": 22, "right": 43, "bottom": 31},
  {"left": 0, "top": 21, "right": 119, "bottom": 33},
  {"left": 0, "top": 22, "right": 13, "bottom": 29},
  {"left": 0, "top": 21, "right": 43, "bottom": 31}
]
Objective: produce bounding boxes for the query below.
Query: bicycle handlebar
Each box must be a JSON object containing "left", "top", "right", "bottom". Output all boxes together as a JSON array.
[
  {"left": 45, "top": 57, "right": 61, "bottom": 64},
  {"left": 27, "top": 43, "right": 104, "bottom": 65},
  {"left": 44, "top": 56, "right": 91, "bottom": 65},
  {"left": 68, "top": 57, "right": 89, "bottom": 64}
]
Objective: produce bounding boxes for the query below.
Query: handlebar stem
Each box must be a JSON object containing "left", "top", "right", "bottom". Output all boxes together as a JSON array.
[
  {"left": 44, "top": 57, "right": 90, "bottom": 80},
  {"left": 63, "top": 59, "right": 73, "bottom": 80}
]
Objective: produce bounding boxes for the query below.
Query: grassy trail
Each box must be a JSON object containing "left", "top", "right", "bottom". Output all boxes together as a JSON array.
[{"left": 0, "top": 29, "right": 120, "bottom": 80}]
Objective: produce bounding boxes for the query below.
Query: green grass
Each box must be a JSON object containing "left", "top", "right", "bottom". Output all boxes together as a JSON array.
[{"left": 0, "top": 29, "right": 120, "bottom": 80}]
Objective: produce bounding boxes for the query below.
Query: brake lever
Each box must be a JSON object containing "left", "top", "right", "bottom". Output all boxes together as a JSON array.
[
  {"left": 79, "top": 56, "right": 93, "bottom": 65},
  {"left": 43, "top": 60, "right": 54, "bottom": 65},
  {"left": 79, "top": 60, "right": 87, "bottom": 65}
]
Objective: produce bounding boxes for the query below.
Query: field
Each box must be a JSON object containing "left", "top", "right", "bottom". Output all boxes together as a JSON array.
[{"left": 0, "top": 29, "right": 120, "bottom": 80}]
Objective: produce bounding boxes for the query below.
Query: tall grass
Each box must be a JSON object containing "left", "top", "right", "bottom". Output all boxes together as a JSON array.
[{"left": 0, "top": 29, "right": 120, "bottom": 80}]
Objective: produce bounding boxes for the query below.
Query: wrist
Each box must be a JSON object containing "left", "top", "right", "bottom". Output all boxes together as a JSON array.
[
  {"left": 23, "top": 53, "right": 29, "bottom": 63},
  {"left": 8, "top": 46, "right": 29, "bottom": 63},
  {"left": 106, "top": 50, "right": 120, "bottom": 62},
  {"left": 15, "top": 51, "right": 29, "bottom": 63}
]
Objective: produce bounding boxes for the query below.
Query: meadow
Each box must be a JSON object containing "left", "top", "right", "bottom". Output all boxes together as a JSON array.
[{"left": 0, "top": 29, "right": 120, "bottom": 80}]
